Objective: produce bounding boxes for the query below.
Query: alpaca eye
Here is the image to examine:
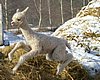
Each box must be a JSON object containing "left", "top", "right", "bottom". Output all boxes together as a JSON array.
[{"left": 17, "top": 19, "right": 21, "bottom": 21}]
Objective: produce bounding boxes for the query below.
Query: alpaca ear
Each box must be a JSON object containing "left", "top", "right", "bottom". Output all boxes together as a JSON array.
[
  {"left": 16, "top": 9, "right": 19, "bottom": 13},
  {"left": 22, "top": 7, "right": 29, "bottom": 14}
]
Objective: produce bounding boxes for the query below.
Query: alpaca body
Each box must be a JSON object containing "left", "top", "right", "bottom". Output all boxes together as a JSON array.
[
  {"left": 8, "top": 7, "right": 73, "bottom": 75},
  {"left": 21, "top": 26, "right": 66, "bottom": 54},
  {"left": 20, "top": 25, "right": 69, "bottom": 61}
]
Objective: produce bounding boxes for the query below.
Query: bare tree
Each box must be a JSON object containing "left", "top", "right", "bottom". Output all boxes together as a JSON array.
[
  {"left": 59, "top": 0, "right": 64, "bottom": 24},
  {"left": 38, "top": 0, "right": 42, "bottom": 28},
  {"left": 88, "top": 0, "right": 90, "bottom": 2},
  {"left": 33, "top": 0, "right": 39, "bottom": 13},
  {"left": 33, "top": 0, "right": 39, "bottom": 19},
  {"left": 70, "top": 0, "right": 74, "bottom": 18},
  {"left": 47, "top": 0, "right": 52, "bottom": 27},
  {"left": 0, "top": 0, "right": 4, "bottom": 7},
  {"left": 82, "top": 0, "right": 86, "bottom": 6},
  {"left": 5, "top": 0, "right": 8, "bottom": 30}
]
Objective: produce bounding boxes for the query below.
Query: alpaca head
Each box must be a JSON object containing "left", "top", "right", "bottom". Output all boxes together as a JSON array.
[{"left": 11, "top": 7, "right": 29, "bottom": 27}]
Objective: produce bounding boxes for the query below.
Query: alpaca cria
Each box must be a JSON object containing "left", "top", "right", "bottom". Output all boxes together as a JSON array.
[{"left": 8, "top": 7, "right": 73, "bottom": 75}]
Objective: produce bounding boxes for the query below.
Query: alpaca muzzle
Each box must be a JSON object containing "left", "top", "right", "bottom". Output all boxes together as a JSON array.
[{"left": 11, "top": 21, "right": 15, "bottom": 27}]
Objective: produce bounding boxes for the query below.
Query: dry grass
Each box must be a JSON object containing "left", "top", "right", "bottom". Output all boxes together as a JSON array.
[{"left": 0, "top": 45, "right": 99, "bottom": 80}]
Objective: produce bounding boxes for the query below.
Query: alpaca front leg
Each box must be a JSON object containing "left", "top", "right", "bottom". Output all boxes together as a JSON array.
[
  {"left": 12, "top": 50, "right": 38, "bottom": 74},
  {"left": 8, "top": 41, "right": 26, "bottom": 61}
]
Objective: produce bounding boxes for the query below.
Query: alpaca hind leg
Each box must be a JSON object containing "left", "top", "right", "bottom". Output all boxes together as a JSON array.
[
  {"left": 51, "top": 45, "right": 72, "bottom": 74},
  {"left": 56, "top": 53, "right": 73, "bottom": 75}
]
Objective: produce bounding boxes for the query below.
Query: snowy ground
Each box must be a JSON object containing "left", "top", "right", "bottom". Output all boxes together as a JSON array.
[
  {"left": 1, "top": 31, "right": 100, "bottom": 76},
  {"left": 71, "top": 41, "right": 100, "bottom": 76}
]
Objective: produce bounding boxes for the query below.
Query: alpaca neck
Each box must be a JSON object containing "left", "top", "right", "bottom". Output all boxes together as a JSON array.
[{"left": 20, "top": 20, "right": 35, "bottom": 40}]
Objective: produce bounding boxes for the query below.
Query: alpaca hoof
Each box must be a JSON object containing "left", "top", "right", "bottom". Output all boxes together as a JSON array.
[
  {"left": 8, "top": 54, "right": 12, "bottom": 61},
  {"left": 56, "top": 64, "right": 64, "bottom": 75},
  {"left": 9, "top": 70, "right": 16, "bottom": 75},
  {"left": 56, "top": 70, "right": 60, "bottom": 75},
  {"left": 12, "top": 70, "right": 16, "bottom": 74},
  {"left": 56, "top": 68, "right": 63, "bottom": 75},
  {"left": 12, "top": 68, "right": 17, "bottom": 74},
  {"left": 9, "top": 58, "right": 12, "bottom": 62}
]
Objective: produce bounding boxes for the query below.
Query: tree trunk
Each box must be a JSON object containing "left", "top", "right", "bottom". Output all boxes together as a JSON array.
[
  {"left": 38, "top": 0, "right": 42, "bottom": 28},
  {"left": 71, "top": 0, "right": 74, "bottom": 18},
  {"left": 33, "top": 0, "right": 39, "bottom": 20},
  {"left": 0, "top": 4, "right": 3, "bottom": 45},
  {"left": 82, "top": 0, "right": 86, "bottom": 6},
  {"left": 60, "top": 0, "right": 64, "bottom": 24},
  {"left": 88, "top": 0, "right": 90, "bottom": 3},
  {"left": 5, "top": 0, "right": 8, "bottom": 30},
  {"left": 47, "top": 0, "right": 52, "bottom": 27}
]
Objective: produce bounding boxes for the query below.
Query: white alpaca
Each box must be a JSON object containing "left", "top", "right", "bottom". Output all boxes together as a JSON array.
[{"left": 8, "top": 7, "right": 73, "bottom": 75}]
